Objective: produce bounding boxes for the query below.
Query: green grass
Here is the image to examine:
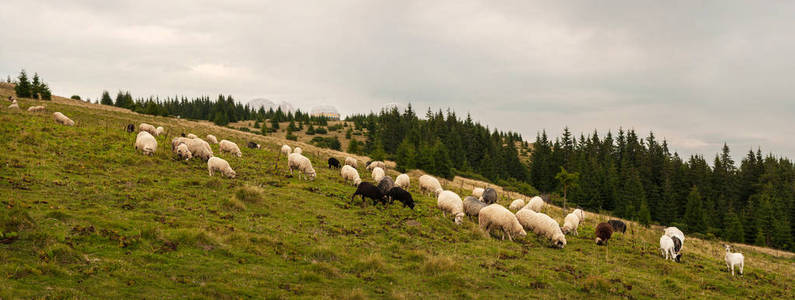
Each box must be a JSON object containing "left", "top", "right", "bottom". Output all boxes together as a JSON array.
[{"left": 1, "top": 94, "right": 794, "bottom": 299}]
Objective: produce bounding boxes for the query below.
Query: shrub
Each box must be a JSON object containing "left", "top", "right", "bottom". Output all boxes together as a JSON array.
[
  {"left": 235, "top": 185, "right": 264, "bottom": 204},
  {"left": 315, "top": 127, "right": 327, "bottom": 134},
  {"left": 239, "top": 127, "right": 250, "bottom": 132},
  {"left": 286, "top": 133, "right": 298, "bottom": 141}
]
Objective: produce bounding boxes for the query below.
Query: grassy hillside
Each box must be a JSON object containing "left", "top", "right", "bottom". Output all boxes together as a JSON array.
[{"left": 1, "top": 87, "right": 793, "bottom": 299}]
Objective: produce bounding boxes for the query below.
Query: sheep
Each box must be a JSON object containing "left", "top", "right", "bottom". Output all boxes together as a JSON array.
[
  {"left": 247, "top": 141, "right": 260, "bottom": 149},
  {"left": 8, "top": 102, "right": 19, "bottom": 109},
  {"left": 351, "top": 182, "right": 385, "bottom": 206},
  {"left": 288, "top": 153, "right": 316, "bottom": 180},
  {"left": 371, "top": 167, "right": 385, "bottom": 182},
  {"left": 328, "top": 157, "right": 341, "bottom": 169},
  {"left": 481, "top": 188, "right": 498, "bottom": 204},
  {"left": 386, "top": 187, "right": 414, "bottom": 209},
  {"left": 27, "top": 105, "right": 45, "bottom": 112},
  {"left": 659, "top": 235, "right": 682, "bottom": 263},
  {"left": 171, "top": 137, "right": 213, "bottom": 161},
  {"left": 463, "top": 196, "right": 488, "bottom": 219},
  {"left": 208, "top": 156, "right": 236, "bottom": 178},
  {"left": 724, "top": 245, "right": 744, "bottom": 276},
  {"left": 479, "top": 204, "right": 527, "bottom": 241},
  {"left": 366, "top": 161, "right": 386, "bottom": 171},
  {"left": 561, "top": 209, "right": 585, "bottom": 236},
  {"left": 174, "top": 142, "right": 192, "bottom": 160},
  {"left": 219, "top": 140, "right": 242, "bottom": 157},
  {"left": 125, "top": 124, "right": 135, "bottom": 133},
  {"left": 344, "top": 157, "right": 358, "bottom": 168},
  {"left": 206, "top": 134, "right": 218, "bottom": 144},
  {"left": 472, "top": 188, "right": 484, "bottom": 198},
  {"left": 524, "top": 196, "right": 545, "bottom": 211},
  {"left": 509, "top": 199, "right": 525, "bottom": 211},
  {"left": 419, "top": 175, "right": 443, "bottom": 197},
  {"left": 281, "top": 144, "right": 292, "bottom": 157},
  {"left": 134, "top": 131, "right": 158, "bottom": 155},
  {"left": 394, "top": 174, "right": 410, "bottom": 189},
  {"left": 608, "top": 220, "right": 627, "bottom": 233},
  {"left": 186, "top": 133, "right": 198, "bottom": 139},
  {"left": 139, "top": 123, "right": 157, "bottom": 135},
  {"left": 340, "top": 165, "right": 362, "bottom": 186},
  {"left": 53, "top": 112, "right": 75, "bottom": 126},
  {"left": 377, "top": 176, "right": 394, "bottom": 195},
  {"left": 155, "top": 126, "right": 164, "bottom": 136},
  {"left": 437, "top": 190, "right": 465, "bottom": 225},
  {"left": 515, "top": 208, "right": 566, "bottom": 248},
  {"left": 293, "top": 147, "right": 302, "bottom": 154},
  {"left": 664, "top": 227, "right": 685, "bottom": 244},
  {"left": 595, "top": 222, "right": 613, "bottom": 246}
]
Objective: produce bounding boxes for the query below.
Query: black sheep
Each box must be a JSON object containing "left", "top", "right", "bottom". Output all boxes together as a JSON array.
[
  {"left": 595, "top": 222, "right": 613, "bottom": 246},
  {"left": 247, "top": 142, "right": 260, "bottom": 149},
  {"left": 607, "top": 220, "right": 627, "bottom": 233},
  {"left": 671, "top": 236, "right": 683, "bottom": 262},
  {"left": 125, "top": 124, "right": 135, "bottom": 133},
  {"left": 377, "top": 176, "right": 394, "bottom": 195},
  {"left": 351, "top": 182, "right": 386, "bottom": 206},
  {"left": 386, "top": 187, "right": 414, "bottom": 209},
  {"left": 328, "top": 157, "right": 341, "bottom": 169},
  {"left": 481, "top": 188, "right": 498, "bottom": 204}
]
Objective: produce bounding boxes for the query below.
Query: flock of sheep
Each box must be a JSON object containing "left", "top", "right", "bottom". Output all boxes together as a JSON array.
[{"left": 9, "top": 100, "right": 746, "bottom": 278}]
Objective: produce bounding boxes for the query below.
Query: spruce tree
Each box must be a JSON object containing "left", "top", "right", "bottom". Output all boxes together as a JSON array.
[
  {"left": 100, "top": 91, "right": 113, "bottom": 105},
  {"left": 432, "top": 140, "right": 453, "bottom": 179},
  {"left": 724, "top": 210, "right": 745, "bottom": 243},
  {"left": 638, "top": 199, "right": 652, "bottom": 227},
  {"left": 31, "top": 73, "right": 42, "bottom": 99},
  {"left": 684, "top": 186, "right": 707, "bottom": 233},
  {"left": 15, "top": 69, "right": 32, "bottom": 98},
  {"left": 395, "top": 137, "right": 416, "bottom": 172},
  {"left": 347, "top": 139, "right": 360, "bottom": 154}
]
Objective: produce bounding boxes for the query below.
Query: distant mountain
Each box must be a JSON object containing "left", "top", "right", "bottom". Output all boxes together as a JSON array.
[
  {"left": 310, "top": 105, "right": 339, "bottom": 115},
  {"left": 278, "top": 101, "right": 294, "bottom": 113},
  {"left": 248, "top": 98, "right": 276, "bottom": 111}
]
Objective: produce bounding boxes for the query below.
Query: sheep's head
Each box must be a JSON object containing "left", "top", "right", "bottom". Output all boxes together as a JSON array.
[
  {"left": 307, "top": 168, "right": 317, "bottom": 181},
  {"left": 554, "top": 234, "right": 567, "bottom": 248},
  {"left": 595, "top": 237, "right": 604, "bottom": 245},
  {"left": 515, "top": 226, "right": 527, "bottom": 239},
  {"left": 454, "top": 213, "right": 465, "bottom": 225},
  {"left": 674, "top": 253, "right": 682, "bottom": 263},
  {"left": 576, "top": 209, "right": 585, "bottom": 221},
  {"left": 354, "top": 178, "right": 362, "bottom": 186},
  {"left": 235, "top": 151, "right": 242, "bottom": 157},
  {"left": 724, "top": 244, "right": 732, "bottom": 252},
  {"left": 434, "top": 188, "right": 443, "bottom": 198},
  {"left": 561, "top": 227, "right": 570, "bottom": 235},
  {"left": 225, "top": 169, "right": 237, "bottom": 178}
]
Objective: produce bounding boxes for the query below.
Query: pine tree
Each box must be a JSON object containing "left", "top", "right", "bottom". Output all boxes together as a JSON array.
[
  {"left": 724, "top": 210, "right": 745, "bottom": 243},
  {"left": 555, "top": 166, "right": 580, "bottom": 210},
  {"left": 270, "top": 118, "right": 280, "bottom": 130},
  {"left": 638, "top": 199, "right": 652, "bottom": 227},
  {"left": 31, "top": 73, "right": 42, "bottom": 99},
  {"left": 684, "top": 186, "right": 707, "bottom": 233},
  {"left": 100, "top": 91, "right": 113, "bottom": 105},
  {"left": 395, "top": 137, "right": 416, "bottom": 172},
  {"left": 15, "top": 69, "right": 32, "bottom": 98},
  {"left": 432, "top": 140, "right": 453, "bottom": 179},
  {"left": 347, "top": 139, "right": 360, "bottom": 154}
]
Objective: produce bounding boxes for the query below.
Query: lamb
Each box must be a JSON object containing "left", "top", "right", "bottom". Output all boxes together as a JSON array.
[
  {"left": 481, "top": 188, "right": 498, "bottom": 204},
  {"left": 155, "top": 126, "right": 164, "bottom": 136},
  {"left": 394, "top": 173, "right": 410, "bottom": 189},
  {"left": 659, "top": 235, "right": 683, "bottom": 263},
  {"left": 139, "top": 123, "right": 157, "bottom": 135},
  {"left": 340, "top": 165, "right": 362, "bottom": 186},
  {"left": 53, "top": 112, "right": 75, "bottom": 126},
  {"left": 208, "top": 156, "right": 236, "bottom": 178},
  {"left": 247, "top": 141, "right": 260, "bottom": 149},
  {"left": 125, "top": 124, "right": 135, "bottom": 133},
  {"left": 288, "top": 153, "right": 316, "bottom": 180},
  {"left": 186, "top": 133, "right": 198, "bottom": 139},
  {"left": 509, "top": 199, "right": 525, "bottom": 211},
  {"left": 377, "top": 176, "right": 394, "bottom": 195},
  {"left": 328, "top": 157, "right": 341, "bottom": 169},
  {"left": 608, "top": 220, "right": 627, "bottom": 233},
  {"left": 561, "top": 209, "right": 585, "bottom": 236},
  {"left": 351, "top": 182, "right": 385, "bottom": 206},
  {"left": 371, "top": 167, "right": 385, "bottom": 182},
  {"left": 386, "top": 187, "right": 414, "bottom": 209},
  {"left": 515, "top": 208, "right": 566, "bottom": 248},
  {"left": 134, "top": 131, "right": 158, "bottom": 155},
  {"left": 174, "top": 142, "right": 192, "bottom": 160},
  {"left": 27, "top": 105, "right": 45, "bottom": 112},
  {"left": 206, "top": 134, "right": 218, "bottom": 144},
  {"left": 293, "top": 147, "right": 302, "bottom": 154},
  {"left": 595, "top": 222, "right": 613, "bottom": 246},
  {"left": 437, "top": 190, "right": 465, "bottom": 225},
  {"left": 219, "top": 140, "right": 242, "bottom": 157},
  {"left": 472, "top": 188, "right": 485, "bottom": 198},
  {"left": 724, "top": 245, "right": 744, "bottom": 276},
  {"left": 171, "top": 137, "right": 213, "bottom": 161},
  {"left": 419, "top": 175, "right": 443, "bottom": 197},
  {"left": 524, "top": 196, "right": 545, "bottom": 211},
  {"left": 463, "top": 196, "right": 488, "bottom": 219},
  {"left": 479, "top": 204, "right": 527, "bottom": 241},
  {"left": 281, "top": 144, "right": 292, "bottom": 157},
  {"left": 344, "top": 157, "right": 358, "bottom": 168},
  {"left": 366, "top": 161, "right": 386, "bottom": 171}
]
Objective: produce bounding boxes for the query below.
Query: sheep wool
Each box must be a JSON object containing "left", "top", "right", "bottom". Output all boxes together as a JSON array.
[
  {"left": 206, "top": 134, "right": 219, "bottom": 144},
  {"left": 664, "top": 227, "right": 685, "bottom": 244},
  {"left": 219, "top": 140, "right": 242, "bottom": 157},
  {"left": 8, "top": 102, "right": 19, "bottom": 109},
  {"left": 208, "top": 156, "right": 236, "bottom": 178},
  {"left": 478, "top": 204, "right": 527, "bottom": 241},
  {"left": 174, "top": 143, "right": 192, "bottom": 160},
  {"left": 186, "top": 133, "right": 198, "bottom": 139},
  {"left": 281, "top": 144, "right": 292, "bottom": 156},
  {"left": 524, "top": 196, "right": 545, "bottom": 211},
  {"left": 509, "top": 199, "right": 525, "bottom": 211},
  {"left": 515, "top": 208, "right": 566, "bottom": 248},
  {"left": 27, "top": 105, "right": 45, "bottom": 112},
  {"left": 288, "top": 153, "right": 316, "bottom": 180},
  {"left": 53, "top": 112, "right": 75, "bottom": 126},
  {"left": 463, "top": 196, "right": 488, "bottom": 219},
  {"left": 419, "top": 175, "right": 443, "bottom": 197},
  {"left": 134, "top": 131, "right": 158, "bottom": 156},
  {"left": 371, "top": 167, "right": 385, "bottom": 182},
  {"left": 472, "top": 188, "right": 485, "bottom": 198},
  {"left": 595, "top": 223, "right": 613, "bottom": 246},
  {"left": 366, "top": 161, "right": 386, "bottom": 171},
  {"left": 344, "top": 157, "right": 358, "bottom": 168},
  {"left": 437, "top": 190, "right": 465, "bottom": 225},
  {"left": 155, "top": 126, "right": 164, "bottom": 136},
  {"left": 171, "top": 137, "right": 213, "bottom": 161},
  {"left": 481, "top": 188, "right": 498, "bottom": 204},
  {"left": 724, "top": 245, "right": 744, "bottom": 276},
  {"left": 561, "top": 209, "right": 585, "bottom": 236},
  {"left": 293, "top": 147, "right": 302, "bottom": 154},
  {"left": 139, "top": 123, "right": 157, "bottom": 135},
  {"left": 340, "top": 165, "right": 361, "bottom": 186},
  {"left": 395, "top": 174, "right": 410, "bottom": 189}
]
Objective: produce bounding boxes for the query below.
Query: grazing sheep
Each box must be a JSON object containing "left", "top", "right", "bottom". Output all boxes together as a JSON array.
[
  {"left": 288, "top": 153, "right": 316, "bottom": 180},
  {"left": 515, "top": 208, "right": 567, "bottom": 248},
  {"left": 340, "top": 165, "right": 361, "bottom": 186},
  {"left": 351, "top": 182, "right": 385, "bottom": 206},
  {"left": 659, "top": 235, "right": 683, "bottom": 263},
  {"left": 608, "top": 220, "right": 627, "bottom": 233},
  {"left": 524, "top": 196, "right": 545, "bottom": 211},
  {"left": 395, "top": 174, "right": 410, "bottom": 189},
  {"left": 206, "top": 134, "right": 218, "bottom": 144},
  {"left": 281, "top": 144, "right": 292, "bottom": 157},
  {"left": 155, "top": 126, "right": 164, "bottom": 136},
  {"left": 186, "top": 133, "right": 198, "bottom": 139},
  {"left": 293, "top": 147, "right": 302, "bottom": 154},
  {"left": 386, "top": 187, "right": 414, "bottom": 209},
  {"left": 219, "top": 140, "right": 242, "bottom": 157},
  {"left": 509, "top": 199, "right": 525, "bottom": 211},
  {"left": 664, "top": 227, "right": 685, "bottom": 244},
  {"left": 8, "top": 101, "right": 19, "bottom": 109},
  {"left": 481, "top": 188, "right": 498, "bottom": 204},
  {"left": 472, "top": 188, "right": 485, "bottom": 198},
  {"left": 134, "top": 131, "right": 158, "bottom": 155},
  {"left": 27, "top": 105, "right": 45, "bottom": 112},
  {"left": 174, "top": 143, "right": 192, "bottom": 160},
  {"left": 366, "top": 161, "right": 386, "bottom": 171},
  {"left": 561, "top": 209, "right": 585, "bottom": 236},
  {"left": 463, "top": 196, "right": 488, "bottom": 219},
  {"left": 328, "top": 157, "right": 341, "bottom": 169},
  {"left": 125, "top": 124, "right": 135, "bottom": 133},
  {"left": 171, "top": 137, "right": 213, "bottom": 161},
  {"left": 208, "top": 156, "right": 236, "bottom": 178},
  {"left": 139, "top": 123, "right": 157, "bottom": 135},
  {"left": 479, "top": 204, "right": 527, "bottom": 241},
  {"left": 371, "top": 167, "right": 385, "bottom": 182},
  {"left": 344, "top": 157, "right": 358, "bottom": 168},
  {"left": 595, "top": 222, "right": 613, "bottom": 246},
  {"left": 53, "top": 112, "right": 75, "bottom": 126},
  {"left": 419, "top": 175, "right": 443, "bottom": 197},
  {"left": 437, "top": 190, "right": 465, "bottom": 225},
  {"left": 377, "top": 176, "right": 394, "bottom": 195},
  {"left": 724, "top": 245, "right": 744, "bottom": 276},
  {"left": 247, "top": 141, "right": 260, "bottom": 149}
]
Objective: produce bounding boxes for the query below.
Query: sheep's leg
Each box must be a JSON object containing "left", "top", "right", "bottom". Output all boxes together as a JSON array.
[
  {"left": 731, "top": 265, "right": 734, "bottom": 276},
  {"left": 506, "top": 229, "right": 513, "bottom": 242},
  {"left": 208, "top": 168, "right": 213, "bottom": 177},
  {"left": 739, "top": 262, "right": 743, "bottom": 275},
  {"left": 574, "top": 228, "right": 578, "bottom": 236}
]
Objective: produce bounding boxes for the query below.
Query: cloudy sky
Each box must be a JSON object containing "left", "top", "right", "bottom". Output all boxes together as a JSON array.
[{"left": 2, "top": 0, "right": 794, "bottom": 160}]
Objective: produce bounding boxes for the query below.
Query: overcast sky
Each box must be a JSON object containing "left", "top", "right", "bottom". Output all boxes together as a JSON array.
[{"left": 2, "top": 0, "right": 794, "bottom": 160}]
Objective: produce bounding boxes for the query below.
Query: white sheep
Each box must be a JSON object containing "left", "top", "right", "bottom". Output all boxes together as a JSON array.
[
  {"left": 371, "top": 167, "right": 385, "bottom": 182},
  {"left": 288, "top": 153, "right": 316, "bottom": 180},
  {"left": 53, "top": 112, "right": 75, "bottom": 126},
  {"left": 206, "top": 134, "right": 218, "bottom": 144},
  {"left": 139, "top": 123, "right": 157, "bottom": 135},
  {"left": 724, "top": 245, "right": 744, "bottom": 276},
  {"left": 281, "top": 144, "right": 292, "bottom": 157},
  {"left": 344, "top": 157, "right": 359, "bottom": 168},
  {"left": 509, "top": 199, "right": 525, "bottom": 211},
  {"left": 561, "top": 209, "right": 585, "bottom": 236},
  {"left": 437, "top": 190, "right": 465, "bottom": 225},
  {"left": 208, "top": 156, "right": 236, "bottom": 178},
  {"left": 340, "top": 165, "right": 362, "bottom": 186},
  {"left": 515, "top": 208, "right": 567, "bottom": 248},
  {"left": 171, "top": 137, "right": 213, "bottom": 161},
  {"left": 186, "top": 133, "right": 198, "bottom": 139},
  {"left": 27, "top": 105, "right": 45, "bottom": 112},
  {"left": 664, "top": 227, "right": 685, "bottom": 244},
  {"left": 524, "top": 196, "right": 545, "bottom": 211},
  {"left": 155, "top": 126, "right": 164, "bottom": 136},
  {"left": 8, "top": 101, "right": 19, "bottom": 109},
  {"left": 472, "top": 188, "right": 484, "bottom": 198},
  {"left": 173, "top": 142, "right": 192, "bottom": 160},
  {"left": 219, "top": 140, "right": 242, "bottom": 157},
  {"left": 479, "top": 204, "right": 527, "bottom": 241},
  {"left": 419, "top": 175, "right": 443, "bottom": 197},
  {"left": 134, "top": 131, "right": 158, "bottom": 155},
  {"left": 659, "top": 235, "right": 680, "bottom": 262},
  {"left": 293, "top": 147, "right": 302, "bottom": 154},
  {"left": 395, "top": 174, "right": 410, "bottom": 189},
  {"left": 367, "top": 161, "right": 386, "bottom": 171}
]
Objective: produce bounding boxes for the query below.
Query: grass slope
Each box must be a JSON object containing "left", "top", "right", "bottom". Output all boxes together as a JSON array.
[{"left": 1, "top": 92, "right": 793, "bottom": 299}]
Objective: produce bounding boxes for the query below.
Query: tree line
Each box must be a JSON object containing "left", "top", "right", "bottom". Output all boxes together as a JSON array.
[{"left": 11, "top": 69, "right": 52, "bottom": 100}]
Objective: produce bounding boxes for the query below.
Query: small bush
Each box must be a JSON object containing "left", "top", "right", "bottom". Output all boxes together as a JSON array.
[
  {"left": 222, "top": 197, "right": 246, "bottom": 211},
  {"left": 239, "top": 127, "right": 250, "bottom": 132},
  {"left": 315, "top": 127, "right": 327, "bottom": 134},
  {"left": 286, "top": 133, "right": 298, "bottom": 141},
  {"left": 235, "top": 185, "right": 264, "bottom": 204},
  {"left": 421, "top": 255, "right": 456, "bottom": 275}
]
